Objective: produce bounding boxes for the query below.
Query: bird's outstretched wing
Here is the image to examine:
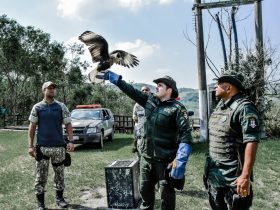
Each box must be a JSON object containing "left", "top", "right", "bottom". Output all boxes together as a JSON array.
[
  {"left": 79, "top": 31, "right": 110, "bottom": 63},
  {"left": 110, "top": 50, "right": 139, "bottom": 68}
]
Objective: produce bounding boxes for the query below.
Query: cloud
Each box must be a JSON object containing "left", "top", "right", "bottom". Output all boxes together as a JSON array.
[
  {"left": 117, "top": 0, "right": 175, "bottom": 11},
  {"left": 159, "top": 0, "right": 174, "bottom": 5},
  {"left": 56, "top": 0, "right": 88, "bottom": 20},
  {"left": 114, "top": 39, "right": 160, "bottom": 60},
  {"left": 117, "top": 0, "right": 151, "bottom": 11},
  {"left": 56, "top": 0, "right": 176, "bottom": 19},
  {"left": 56, "top": 0, "right": 113, "bottom": 20}
]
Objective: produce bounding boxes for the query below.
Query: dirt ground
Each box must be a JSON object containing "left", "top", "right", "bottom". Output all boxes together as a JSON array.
[
  {"left": 80, "top": 187, "right": 108, "bottom": 209},
  {"left": 70, "top": 187, "right": 139, "bottom": 210}
]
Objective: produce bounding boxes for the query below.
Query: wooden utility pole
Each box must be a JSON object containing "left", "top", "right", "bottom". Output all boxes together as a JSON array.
[
  {"left": 192, "top": 0, "right": 263, "bottom": 141},
  {"left": 255, "top": 0, "right": 265, "bottom": 137}
]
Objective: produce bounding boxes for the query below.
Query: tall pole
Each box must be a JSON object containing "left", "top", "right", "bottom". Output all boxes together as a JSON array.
[
  {"left": 194, "top": 0, "right": 208, "bottom": 142},
  {"left": 216, "top": 13, "right": 228, "bottom": 70},
  {"left": 255, "top": 0, "right": 265, "bottom": 137}
]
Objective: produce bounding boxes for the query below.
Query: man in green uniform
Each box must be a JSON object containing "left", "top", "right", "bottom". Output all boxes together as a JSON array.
[
  {"left": 100, "top": 71, "right": 192, "bottom": 210},
  {"left": 204, "top": 71, "right": 260, "bottom": 210}
]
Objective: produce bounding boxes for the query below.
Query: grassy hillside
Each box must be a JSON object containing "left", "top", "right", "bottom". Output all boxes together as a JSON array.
[{"left": 133, "top": 83, "right": 199, "bottom": 116}]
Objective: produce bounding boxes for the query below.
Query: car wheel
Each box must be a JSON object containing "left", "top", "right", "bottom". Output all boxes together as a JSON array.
[
  {"left": 108, "top": 130, "right": 114, "bottom": 142},
  {"left": 97, "top": 132, "right": 104, "bottom": 149}
]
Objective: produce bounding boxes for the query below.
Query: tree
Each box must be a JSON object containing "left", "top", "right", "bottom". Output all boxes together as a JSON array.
[{"left": 0, "top": 14, "right": 137, "bottom": 126}]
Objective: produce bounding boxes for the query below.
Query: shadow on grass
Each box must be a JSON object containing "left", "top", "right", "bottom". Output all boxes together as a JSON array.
[
  {"left": 46, "top": 204, "right": 107, "bottom": 209},
  {"left": 179, "top": 189, "right": 208, "bottom": 199},
  {"left": 191, "top": 142, "right": 209, "bottom": 154},
  {"left": 69, "top": 203, "right": 107, "bottom": 209},
  {"left": 73, "top": 135, "right": 134, "bottom": 153}
]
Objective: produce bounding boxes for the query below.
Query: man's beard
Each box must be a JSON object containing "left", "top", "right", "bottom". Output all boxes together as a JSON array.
[{"left": 46, "top": 94, "right": 55, "bottom": 100}]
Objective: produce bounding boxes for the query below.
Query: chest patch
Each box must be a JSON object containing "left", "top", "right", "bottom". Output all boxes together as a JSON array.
[{"left": 163, "top": 107, "right": 176, "bottom": 114}]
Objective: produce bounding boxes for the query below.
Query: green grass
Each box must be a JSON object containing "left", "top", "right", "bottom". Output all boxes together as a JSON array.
[{"left": 0, "top": 130, "right": 279, "bottom": 210}]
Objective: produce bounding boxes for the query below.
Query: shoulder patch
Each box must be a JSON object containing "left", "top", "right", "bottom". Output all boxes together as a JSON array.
[
  {"left": 249, "top": 117, "right": 257, "bottom": 128},
  {"left": 184, "top": 111, "right": 189, "bottom": 120},
  {"left": 181, "top": 110, "right": 189, "bottom": 120}
]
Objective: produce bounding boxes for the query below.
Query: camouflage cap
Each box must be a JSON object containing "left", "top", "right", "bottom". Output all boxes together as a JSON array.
[
  {"left": 42, "top": 81, "right": 57, "bottom": 91},
  {"left": 217, "top": 71, "right": 245, "bottom": 91},
  {"left": 153, "top": 76, "right": 178, "bottom": 98}
]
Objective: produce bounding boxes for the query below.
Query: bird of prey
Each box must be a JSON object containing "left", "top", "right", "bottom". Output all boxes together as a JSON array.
[{"left": 78, "top": 31, "right": 139, "bottom": 84}]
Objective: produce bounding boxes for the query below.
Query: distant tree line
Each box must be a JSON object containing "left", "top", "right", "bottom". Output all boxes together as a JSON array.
[{"left": 0, "top": 14, "right": 134, "bottom": 124}]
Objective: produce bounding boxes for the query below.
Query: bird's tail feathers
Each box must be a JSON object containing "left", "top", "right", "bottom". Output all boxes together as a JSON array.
[{"left": 88, "top": 68, "right": 104, "bottom": 84}]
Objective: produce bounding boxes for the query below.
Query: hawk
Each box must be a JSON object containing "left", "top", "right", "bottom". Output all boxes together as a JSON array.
[{"left": 78, "top": 31, "right": 139, "bottom": 83}]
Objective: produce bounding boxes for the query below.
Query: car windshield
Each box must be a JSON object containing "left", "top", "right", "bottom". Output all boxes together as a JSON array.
[{"left": 71, "top": 110, "right": 101, "bottom": 120}]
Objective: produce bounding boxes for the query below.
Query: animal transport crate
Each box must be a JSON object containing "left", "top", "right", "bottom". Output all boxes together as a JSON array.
[{"left": 105, "top": 159, "right": 140, "bottom": 209}]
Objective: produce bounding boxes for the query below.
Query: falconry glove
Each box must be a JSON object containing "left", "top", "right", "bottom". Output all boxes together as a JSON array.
[
  {"left": 97, "top": 70, "right": 122, "bottom": 85},
  {"left": 171, "top": 143, "right": 192, "bottom": 179}
]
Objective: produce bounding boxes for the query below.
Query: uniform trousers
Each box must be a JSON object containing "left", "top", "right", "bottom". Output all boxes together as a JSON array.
[
  {"left": 139, "top": 157, "right": 175, "bottom": 210},
  {"left": 35, "top": 147, "right": 65, "bottom": 194}
]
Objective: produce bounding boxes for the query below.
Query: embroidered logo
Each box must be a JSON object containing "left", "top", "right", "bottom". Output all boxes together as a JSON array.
[
  {"left": 249, "top": 118, "right": 257, "bottom": 128},
  {"left": 183, "top": 111, "right": 189, "bottom": 120},
  {"left": 163, "top": 107, "right": 176, "bottom": 114}
]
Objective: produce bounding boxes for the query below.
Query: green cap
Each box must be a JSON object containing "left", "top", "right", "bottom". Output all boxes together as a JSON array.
[
  {"left": 153, "top": 76, "right": 178, "bottom": 98},
  {"left": 217, "top": 71, "right": 245, "bottom": 91}
]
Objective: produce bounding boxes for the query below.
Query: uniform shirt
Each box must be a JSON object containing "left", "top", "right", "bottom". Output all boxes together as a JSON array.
[
  {"left": 29, "top": 99, "right": 71, "bottom": 147},
  {"left": 133, "top": 103, "right": 145, "bottom": 137},
  {"left": 208, "top": 93, "right": 260, "bottom": 187},
  {"left": 117, "top": 79, "right": 192, "bottom": 162}
]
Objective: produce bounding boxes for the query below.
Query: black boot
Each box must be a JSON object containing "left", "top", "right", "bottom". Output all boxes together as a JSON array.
[
  {"left": 56, "top": 190, "right": 68, "bottom": 208},
  {"left": 36, "top": 193, "right": 46, "bottom": 210}
]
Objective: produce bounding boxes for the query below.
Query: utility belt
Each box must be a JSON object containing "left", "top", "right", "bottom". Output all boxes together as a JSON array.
[{"left": 35, "top": 145, "right": 71, "bottom": 167}]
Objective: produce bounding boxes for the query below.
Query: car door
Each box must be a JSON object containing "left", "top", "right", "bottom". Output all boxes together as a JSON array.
[{"left": 106, "top": 109, "right": 114, "bottom": 133}]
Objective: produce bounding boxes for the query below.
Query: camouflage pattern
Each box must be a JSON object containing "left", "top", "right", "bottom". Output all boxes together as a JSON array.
[
  {"left": 35, "top": 147, "right": 65, "bottom": 194},
  {"left": 133, "top": 103, "right": 145, "bottom": 138},
  {"left": 132, "top": 103, "right": 145, "bottom": 155},
  {"left": 29, "top": 99, "right": 71, "bottom": 125}
]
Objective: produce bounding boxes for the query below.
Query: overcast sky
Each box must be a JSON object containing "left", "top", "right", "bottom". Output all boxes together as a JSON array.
[{"left": 0, "top": 0, "right": 279, "bottom": 88}]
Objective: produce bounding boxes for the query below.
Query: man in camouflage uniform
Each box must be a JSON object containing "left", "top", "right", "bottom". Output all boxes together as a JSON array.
[
  {"left": 204, "top": 71, "right": 260, "bottom": 210},
  {"left": 132, "top": 86, "right": 150, "bottom": 155},
  {"left": 100, "top": 71, "right": 193, "bottom": 210},
  {"left": 28, "top": 81, "right": 74, "bottom": 210}
]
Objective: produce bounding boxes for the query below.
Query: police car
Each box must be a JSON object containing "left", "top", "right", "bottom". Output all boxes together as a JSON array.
[{"left": 67, "top": 104, "right": 115, "bottom": 148}]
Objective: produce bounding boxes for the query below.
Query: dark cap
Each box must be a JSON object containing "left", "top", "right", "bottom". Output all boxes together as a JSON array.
[
  {"left": 42, "top": 81, "right": 57, "bottom": 91},
  {"left": 217, "top": 71, "right": 245, "bottom": 91},
  {"left": 153, "top": 76, "right": 178, "bottom": 98}
]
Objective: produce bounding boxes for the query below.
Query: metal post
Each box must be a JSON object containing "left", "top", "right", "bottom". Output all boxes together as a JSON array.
[{"left": 194, "top": 0, "right": 208, "bottom": 142}]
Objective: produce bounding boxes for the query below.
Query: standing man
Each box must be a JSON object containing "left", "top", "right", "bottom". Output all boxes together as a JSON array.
[
  {"left": 132, "top": 86, "right": 150, "bottom": 155},
  {"left": 99, "top": 71, "right": 192, "bottom": 210},
  {"left": 28, "top": 81, "right": 74, "bottom": 210},
  {"left": 204, "top": 71, "right": 260, "bottom": 210}
]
